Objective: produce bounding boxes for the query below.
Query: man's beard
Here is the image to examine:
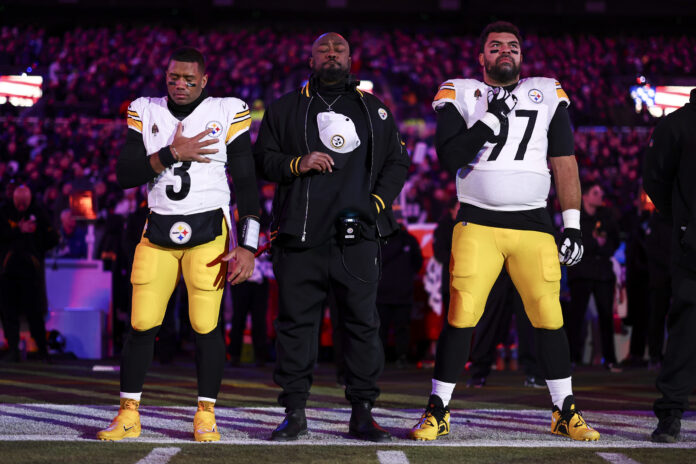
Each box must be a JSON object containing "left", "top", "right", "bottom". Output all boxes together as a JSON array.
[
  {"left": 316, "top": 62, "right": 349, "bottom": 83},
  {"left": 485, "top": 57, "right": 520, "bottom": 84}
]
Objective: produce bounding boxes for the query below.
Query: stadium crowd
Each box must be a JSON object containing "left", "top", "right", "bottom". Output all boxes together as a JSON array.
[
  {"left": 1, "top": 25, "right": 694, "bottom": 125},
  {"left": 0, "top": 24, "right": 689, "bottom": 369}
]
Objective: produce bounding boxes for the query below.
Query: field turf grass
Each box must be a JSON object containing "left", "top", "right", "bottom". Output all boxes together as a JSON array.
[{"left": 1, "top": 358, "right": 694, "bottom": 463}]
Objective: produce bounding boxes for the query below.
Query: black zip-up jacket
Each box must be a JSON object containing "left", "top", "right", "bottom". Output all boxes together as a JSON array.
[
  {"left": 643, "top": 89, "right": 696, "bottom": 269},
  {"left": 254, "top": 77, "right": 410, "bottom": 245}
]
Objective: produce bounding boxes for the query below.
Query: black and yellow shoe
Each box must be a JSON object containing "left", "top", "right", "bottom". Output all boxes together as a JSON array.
[
  {"left": 96, "top": 398, "right": 141, "bottom": 441},
  {"left": 194, "top": 401, "right": 221, "bottom": 442},
  {"left": 409, "top": 395, "right": 450, "bottom": 441},
  {"left": 551, "top": 396, "right": 600, "bottom": 441}
]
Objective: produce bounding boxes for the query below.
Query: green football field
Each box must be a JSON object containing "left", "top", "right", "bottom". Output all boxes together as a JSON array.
[{"left": 1, "top": 360, "right": 694, "bottom": 463}]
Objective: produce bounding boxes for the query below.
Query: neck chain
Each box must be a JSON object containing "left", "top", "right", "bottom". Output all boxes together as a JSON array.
[{"left": 316, "top": 92, "right": 342, "bottom": 112}]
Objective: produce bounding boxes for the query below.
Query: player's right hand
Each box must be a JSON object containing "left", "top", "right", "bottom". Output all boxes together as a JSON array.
[
  {"left": 486, "top": 87, "right": 517, "bottom": 122},
  {"left": 298, "top": 151, "right": 334, "bottom": 174},
  {"left": 559, "top": 227, "right": 583, "bottom": 266},
  {"left": 170, "top": 122, "right": 215, "bottom": 163}
]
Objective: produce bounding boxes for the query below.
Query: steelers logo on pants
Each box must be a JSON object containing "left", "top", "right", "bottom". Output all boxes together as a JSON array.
[{"left": 170, "top": 222, "right": 192, "bottom": 245}]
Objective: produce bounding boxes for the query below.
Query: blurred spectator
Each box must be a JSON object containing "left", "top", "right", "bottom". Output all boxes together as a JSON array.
[
  {"left": 432, "top": 198, "right": 459, "bottom": 320},
  {"left": 228, "top": 235, "right": 272, "bottom": 367},
  {"left": 376, "top": 222, "right": 423, "bottom": 367},
  {"left": 621, "top": 198, "right": 651, "bottom": 367},
  {"left": 54, "top": 208, "right": 87, "bottom": 258},
  {"left": 0, "top": 185, "right": 59, "bottom": 362},
  {"left": 565, "top": 183, "right": 621, "bottom": 370}
]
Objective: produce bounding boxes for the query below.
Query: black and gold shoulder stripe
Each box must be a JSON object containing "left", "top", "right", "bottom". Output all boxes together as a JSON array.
[
  {"left": 225, "top": 108, "right": 252, "bottom": 144},
  {"left": 126, "top": 109, "right": 142, "bottom": 132}
]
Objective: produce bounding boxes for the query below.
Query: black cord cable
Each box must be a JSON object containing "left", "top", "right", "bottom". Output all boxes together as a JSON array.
[{"left": 339, "top": 239, "right": 382, "bottom": 284}]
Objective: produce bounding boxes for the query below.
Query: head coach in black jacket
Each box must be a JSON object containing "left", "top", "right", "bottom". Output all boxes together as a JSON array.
[
  {"left": 254, "top": 32, "right": 410, "bottom": 442},
  {"left": 643, "top": 89, "right": 696, "bottom": 443}
]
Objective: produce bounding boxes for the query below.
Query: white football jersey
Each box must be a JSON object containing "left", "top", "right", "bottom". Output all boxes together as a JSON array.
[
  {"left": 433, "top": 77, "right": 570, "bottom": 211},
  {"left": 126, "top": 96, "right": 251, "bottom": 220}
]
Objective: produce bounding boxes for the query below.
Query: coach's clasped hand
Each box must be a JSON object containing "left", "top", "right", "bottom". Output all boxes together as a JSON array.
[{"left": 298, "top": 151, "right": 335, "bottom": 174}]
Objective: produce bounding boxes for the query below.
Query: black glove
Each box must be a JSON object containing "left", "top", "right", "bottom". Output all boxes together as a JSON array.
[
  {"left": 486, "top": 87, "right": 517, "bottom": 122},
  {"left": 558, "top": 228, "right": 583, "bottom": 266}
]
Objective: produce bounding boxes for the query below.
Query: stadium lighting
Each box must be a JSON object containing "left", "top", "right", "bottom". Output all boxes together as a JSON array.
[{"left": 0, "top": 75, "right": 43, "bottom": 107}]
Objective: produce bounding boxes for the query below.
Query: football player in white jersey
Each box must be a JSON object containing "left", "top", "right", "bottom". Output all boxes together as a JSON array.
[
  {"left": 97, "top": 48, "right": 260, "bottom": 442},
  {"left": 409, "top": 21, "right": 599, "bottom": 442}
]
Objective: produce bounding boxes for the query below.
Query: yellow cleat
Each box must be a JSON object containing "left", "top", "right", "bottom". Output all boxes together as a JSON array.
[
  {"left": 551, "top": 398, "right": 600, "bottom": 441},
  {"left": 409, "top": 395, "right": 450, "bottom": 441},
  {"left": 194, "top": 401, "right": 221, "bottom": 442},
  {"left": 97, "top": 398, "right": 141, "bottom": 441}
]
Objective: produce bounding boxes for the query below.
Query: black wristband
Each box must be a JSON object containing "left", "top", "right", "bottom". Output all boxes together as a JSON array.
[
  {"left": 159, "top": 146, "right": 177, "bottom": 167},
  {"left": 240, "top": 244, "right": 257, "bottom": 254}
]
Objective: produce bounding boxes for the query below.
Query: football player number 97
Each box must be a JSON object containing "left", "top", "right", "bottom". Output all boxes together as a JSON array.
[{"left": 488, "top": 109, "right": 538, "bottom": 161}]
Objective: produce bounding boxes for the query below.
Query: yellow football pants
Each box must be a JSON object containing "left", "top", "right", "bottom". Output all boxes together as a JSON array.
[
  {"left": 448, "top": 222, "right": 563, "bottom": 330},
  {"left": 130, "top": 220, "right": 228, "bottom": 334}
]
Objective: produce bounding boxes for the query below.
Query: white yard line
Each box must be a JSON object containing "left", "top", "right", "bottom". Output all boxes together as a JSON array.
[
  {"left": 377, "top": 450, "right": 410, "bottom": 464},
  {"left": 597, "top": 452, "right": 642, "bottom": 464},
  {"left": 135, "top": 447, "right": 181, "bottom": 464}
]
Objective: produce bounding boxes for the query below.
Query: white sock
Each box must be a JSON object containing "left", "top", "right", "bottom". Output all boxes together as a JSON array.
[
  {"left": 198, "top": 396, "right": 216, "bottom": 404},
  {"left": 431, "top": 379, "right": 456, "bottom": 407},
  {"left": 546, "top": 377, "right": 573, "bottom": 410},
  {"left": 120, "top": 391, "right": 142, "bottom": 401}
]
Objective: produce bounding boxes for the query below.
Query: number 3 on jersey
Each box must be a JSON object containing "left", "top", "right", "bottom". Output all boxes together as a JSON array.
[
  {"left": 166, "top": 161, "right": 192, "bottom": 201},
  {"left": 487, "top": 109, "right": 538, "bottom": 161}
]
